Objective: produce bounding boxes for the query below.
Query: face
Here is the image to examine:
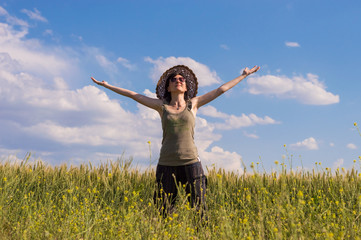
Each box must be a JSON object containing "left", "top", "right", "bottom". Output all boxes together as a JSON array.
[{"left": 167, "top": 74, "right": 187, "bottom": 93}]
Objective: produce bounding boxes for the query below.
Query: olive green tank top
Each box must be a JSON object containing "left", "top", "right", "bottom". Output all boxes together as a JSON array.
[{"left": 158, "top": 100, "right": 199, "bottom": 166}]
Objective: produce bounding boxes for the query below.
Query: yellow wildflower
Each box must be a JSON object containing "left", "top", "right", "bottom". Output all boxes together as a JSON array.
[{"left": 297, "top": 191, "right": 304, "bottom": 198}]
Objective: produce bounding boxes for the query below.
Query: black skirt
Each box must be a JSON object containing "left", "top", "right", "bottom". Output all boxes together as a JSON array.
[{"left": 153, "top": 161, "right": 207, "bottom": 216}]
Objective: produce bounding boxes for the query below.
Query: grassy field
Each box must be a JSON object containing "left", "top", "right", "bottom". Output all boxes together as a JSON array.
[{"left": 1, "top": 154, "right": 361, "bottom": 240}]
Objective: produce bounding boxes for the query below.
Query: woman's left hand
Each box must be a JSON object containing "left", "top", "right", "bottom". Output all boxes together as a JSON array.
[
  {"left": 242, "top": 66, "right": 260, "bottom": 76},
  {"left": 91, "top": 77, "right": 108, "bottom": 87}
]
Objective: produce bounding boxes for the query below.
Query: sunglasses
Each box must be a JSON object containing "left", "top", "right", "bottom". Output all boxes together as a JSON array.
[{"left": 170, "top": 77, "right": 186, "bottom": 83}]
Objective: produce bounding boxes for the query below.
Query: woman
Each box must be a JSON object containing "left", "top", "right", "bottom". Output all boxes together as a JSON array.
[{"left": 91, "top": 64, "right": 260, "bottom": 216}]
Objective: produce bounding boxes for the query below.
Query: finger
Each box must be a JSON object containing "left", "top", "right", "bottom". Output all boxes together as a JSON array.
[{"left": 252, "top": 66, "right": 260, "bottom": 72}]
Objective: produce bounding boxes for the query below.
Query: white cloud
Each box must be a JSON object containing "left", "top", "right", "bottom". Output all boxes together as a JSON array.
[
  {"left": 0, "top": 22, "right": 78, "bottom": 78},
  {"left": 70, "top": 33, "right": 83, "bottom": 42},
  {"left": 246, "top": 73, "right": 339, "bottom": 105},
  {"left": 198, "top": 105, "right": 279, "bottom": 130},
  {"left": 7, "top": 82, "right": 164, "bottom": 160},
  {"left": 329, "top": 142, "right": 335, "bottom": 147},
  {"left": 44, "top": 29, "right": 53, "bottom": 36},
  {"left": 0, "top": 6, "right": 6, "bottom": 15},
  {"left": 95, "top": 55, "right": 118, "bottom": 75},
  {"left": 290, "top": 137, "right": 319, "bottom": 150},
  {"left": 0, "top": 12, "right": 156, "bottom": 163},
  {"left": 85, "top": 47, "right": 135, "bottom": 76},
  {"left": 0, "top": 35, "right": 244, "bottom": 170},
  {"left": 0, "top": 7, "right": 269, "bottom": 171},
  {"left": 244, "top": 132, "right": 259, "bottom": 139},
  {"left": 54, "top": 77, "right": 68, "bottom": 90},
  {"left": 220, "top": 44, "right": 230, "bottom": 50},
  {"left": 200, "top": 146, "right": 243, "bottom": 173},
  {"left": 117, "top": 57, "right": 136, "bottom": 70},
  {"left": 0, "top": 146, "right": 55, "bottom": 165},
  {"left": 215, "top": 114, "right": 278, "bottom": 130},
  {"left": 21, "top": 8, "right": 48, "bottom": 22},
  {"left": 14, "top": 84, "right": 245, "bottom": 171},
  {"left": 198, "top": 105, "right": 229, "bottom": 119},
  {"left": 333, "top": 158, "right": 344, "bottom": 170},
  {"left": 285, "top": 41, "right": 300, "bottom": 47},
  {"left": 194, "top": 117, "right": 222, "bottom": 152},
  {"left": 347, "top": 143, "right": 357, "bottom": 149},
  {"left": 0, "top": 6, "right": 28, "bottom": 27},
  {"left": 0, "top": 147, "right": 26, "bottom": 162},
  {"left": 191, "top": 116, "right": 244, "bottom": 172},
  {"left": 145, "top": 56, "right": 221, "bottom": 87}
]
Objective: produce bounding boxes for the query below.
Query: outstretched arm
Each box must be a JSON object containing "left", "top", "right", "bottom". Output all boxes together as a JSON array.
[
  {"left": 192, "top": 66, "right": 260, "bottom": 109},
  {"left": 91, "top": 77, "right": 163, "bottom": 112}
]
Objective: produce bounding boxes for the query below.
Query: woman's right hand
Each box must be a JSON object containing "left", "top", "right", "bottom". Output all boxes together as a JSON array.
[{"left": 91, "top": 77, "right": 108, "bottom": 87}]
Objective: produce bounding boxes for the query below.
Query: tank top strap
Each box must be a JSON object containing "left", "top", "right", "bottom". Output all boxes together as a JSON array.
[{"left": 161, "top": 99, "right": 168, "bottom": 111}]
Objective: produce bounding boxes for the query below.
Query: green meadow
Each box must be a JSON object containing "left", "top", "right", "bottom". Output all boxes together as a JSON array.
[{"left": 1, "top": 152, "right": 361, "bottom": 239}]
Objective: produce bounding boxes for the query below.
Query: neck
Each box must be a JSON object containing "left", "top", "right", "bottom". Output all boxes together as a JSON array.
[{"left": 170, "top": 93, "right": 186, "bottom": 110}]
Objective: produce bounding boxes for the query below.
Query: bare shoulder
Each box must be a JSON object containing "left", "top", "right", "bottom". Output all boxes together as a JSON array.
[
  {"left": 149, "top": 97, "right": 164, "bottom": 112},
  {"left": 150, "top": 97, "right": 164, "bottom": 106}
]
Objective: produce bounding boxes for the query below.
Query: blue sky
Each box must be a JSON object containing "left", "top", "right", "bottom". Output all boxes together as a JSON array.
[{"left": 1, "top": 0, "right": 360, "bottom": 172}]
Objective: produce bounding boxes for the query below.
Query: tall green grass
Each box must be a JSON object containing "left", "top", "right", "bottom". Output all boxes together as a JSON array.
[{"left": 1, "top": 153, "right": 361, "bottom": 239}]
